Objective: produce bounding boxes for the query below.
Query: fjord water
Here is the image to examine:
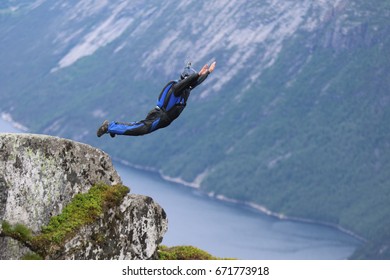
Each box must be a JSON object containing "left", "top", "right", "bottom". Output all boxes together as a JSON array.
[
  {"left": 115, "top": 164, "right": 360, "bottom": 260},
  {"left": 0, "top": 118, "right": 360, "bottom": 259}
]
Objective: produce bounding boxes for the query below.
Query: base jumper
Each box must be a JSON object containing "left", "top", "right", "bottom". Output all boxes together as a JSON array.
[{"left": 97, "top": 61, "right": 216, "bottom": 138}]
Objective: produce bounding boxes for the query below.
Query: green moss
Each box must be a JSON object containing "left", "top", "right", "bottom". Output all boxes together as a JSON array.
[
  {"left": 1, "top": 221, "right": 32, "bottom": 242},
  {"left": 33, "top": 183, "right": 129, "bottom": 256},
  {"left": 21, "top": 253, "right": 44, "bottom": 260},
  {"left": 158, "top": 245, "right": 235, "bottom": 260},
  {"left": 1, "top": 183, "right": 129, "bottom": 259},
  {"left": 1, "top": 220, "right": 12, "bottom": 233}
]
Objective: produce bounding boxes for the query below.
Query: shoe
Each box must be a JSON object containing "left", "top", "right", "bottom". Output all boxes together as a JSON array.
[{"left": 97, "top": 120, "right": 109, "bottom": 137}]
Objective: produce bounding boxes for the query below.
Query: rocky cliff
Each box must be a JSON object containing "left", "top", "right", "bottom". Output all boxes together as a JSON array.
[{"left": 0, "top": 133, "right": 167, "bottom": 259}]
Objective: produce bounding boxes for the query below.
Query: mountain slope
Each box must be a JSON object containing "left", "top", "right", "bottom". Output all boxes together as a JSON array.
[{"left": 1, "top": 0, "right": 390, "bottom": 258}]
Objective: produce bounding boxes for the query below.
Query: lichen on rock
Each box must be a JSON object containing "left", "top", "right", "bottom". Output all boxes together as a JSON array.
[{"left": 0, "top": 133, "right": 168, "bottom": 259}]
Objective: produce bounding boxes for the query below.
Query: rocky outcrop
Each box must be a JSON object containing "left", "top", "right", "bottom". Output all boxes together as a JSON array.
[
  {"left": 59, "top": 194, "right": 167, "bottom": 260},
  {"left": 0, "top": 133, "right": 167, "bottom": 259}
]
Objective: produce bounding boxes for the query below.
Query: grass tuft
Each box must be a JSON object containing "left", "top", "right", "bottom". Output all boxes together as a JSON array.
[{"left": 158, "top": 245, "right": 235, "bottom": 260}]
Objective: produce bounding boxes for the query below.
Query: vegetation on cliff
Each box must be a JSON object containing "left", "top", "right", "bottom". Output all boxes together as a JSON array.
[
  {"left": 1, "top": 183, "right": 129, "bottom": 259},
  {"left": 158, "top": 245, "right": 233, "bottom": 260}
]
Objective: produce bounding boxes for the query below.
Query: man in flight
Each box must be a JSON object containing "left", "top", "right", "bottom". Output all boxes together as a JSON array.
[{"left": 97, "top": 61, "right": 216, "bottom": 138}]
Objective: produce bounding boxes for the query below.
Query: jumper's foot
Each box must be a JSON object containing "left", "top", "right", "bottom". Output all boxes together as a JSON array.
[{"left": 97, "top": 120, "right": 109, "bottom": 137}]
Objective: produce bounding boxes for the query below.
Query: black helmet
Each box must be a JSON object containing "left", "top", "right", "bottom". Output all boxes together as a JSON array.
[{"left": 180, "top": 62, "right": 197, "bottom": 80}]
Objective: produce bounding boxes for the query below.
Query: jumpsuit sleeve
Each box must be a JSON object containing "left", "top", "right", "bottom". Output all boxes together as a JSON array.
[
  {"left": 192, "top": 72, "right": 210, "bottom": 89},
  {"left": 172, "top": 73, "right": 200, "bottom": 96}
]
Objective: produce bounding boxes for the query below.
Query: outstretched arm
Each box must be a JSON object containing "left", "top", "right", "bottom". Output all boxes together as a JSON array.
[
  {"left": 194, "top": 61, "right": 217, "bottom": 88},
  {"left": 173, "top": 61, "right": 217, "bottom": 94},
  {"left": 172, "top": 72, "right": 200, "bottom": 94}
]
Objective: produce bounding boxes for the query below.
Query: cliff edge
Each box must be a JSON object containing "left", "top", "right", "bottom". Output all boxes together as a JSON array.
[{"left": 0, "top": 133, "right": 167, "bottom": 259}]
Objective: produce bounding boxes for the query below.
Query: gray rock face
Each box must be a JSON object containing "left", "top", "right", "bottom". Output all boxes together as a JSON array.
[
  {"left": 0, "top": 133, "right": 122, "bottom": 231},
  {"left": 61, "top": 195, "right": 167, "bottom": 260},
  {"left": 0, "top": 133, "right": 167, "bottom": 259}
]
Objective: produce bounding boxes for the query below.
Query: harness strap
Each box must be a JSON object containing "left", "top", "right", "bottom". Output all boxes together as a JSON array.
[{"left": 156, "top": 81, "right": 176, "bottom": 109}]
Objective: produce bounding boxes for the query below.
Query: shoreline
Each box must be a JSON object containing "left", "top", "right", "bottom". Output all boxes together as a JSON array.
[{"left": 114, "top": 158, "right": 366, "bottom": 244}]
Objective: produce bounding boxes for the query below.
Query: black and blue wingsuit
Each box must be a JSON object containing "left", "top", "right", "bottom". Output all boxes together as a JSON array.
[{"left": 97, "top": 61, "right": 216, "bottom": 138}]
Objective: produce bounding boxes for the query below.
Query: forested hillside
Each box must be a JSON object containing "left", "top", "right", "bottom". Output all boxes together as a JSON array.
[{"left": 1, "top": 0, "right": 389, "bottom": 259}]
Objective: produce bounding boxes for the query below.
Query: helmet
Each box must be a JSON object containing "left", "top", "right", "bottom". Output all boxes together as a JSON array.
[{"left": 180, "top": 62, "right": 197, "bottom": 80}]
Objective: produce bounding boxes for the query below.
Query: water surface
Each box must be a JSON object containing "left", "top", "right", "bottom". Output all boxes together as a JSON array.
[{"left": 115, "top": 163, "right": 360, "bottom": 260}]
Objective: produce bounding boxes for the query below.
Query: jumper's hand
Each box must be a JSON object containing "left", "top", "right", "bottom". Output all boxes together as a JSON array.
[
  {"left": 199, "top": 64, "right": 209, "bottom": 76},
  {"left": 208, "top": 61, "right": 216, "bottom": 73}
]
